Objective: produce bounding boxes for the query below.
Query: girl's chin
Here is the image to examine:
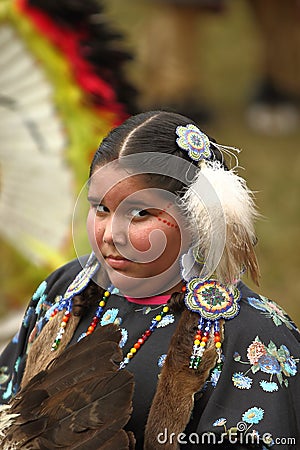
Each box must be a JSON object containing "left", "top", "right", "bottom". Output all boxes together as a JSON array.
[{"left": 106, "top": 269, "right": 182, "bottom": 298}]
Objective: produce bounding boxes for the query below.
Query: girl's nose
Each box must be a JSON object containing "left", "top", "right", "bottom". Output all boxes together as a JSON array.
[{"left": 102, "top": 215, "right": 127, "bottom": 246}]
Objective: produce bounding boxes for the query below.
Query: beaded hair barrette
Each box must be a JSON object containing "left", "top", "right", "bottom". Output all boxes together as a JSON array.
[{"left": 176, "top": 123, "right": 241, "bottom": 167}]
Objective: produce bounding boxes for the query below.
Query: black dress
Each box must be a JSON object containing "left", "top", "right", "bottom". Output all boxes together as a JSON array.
[{"left": 1, "top": 257, "right": 299, "bottom": 449}]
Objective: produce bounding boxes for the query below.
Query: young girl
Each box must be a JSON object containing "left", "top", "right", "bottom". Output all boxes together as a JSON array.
[{"left": 1, "top": 111, "right": 299, "bottom": 449}]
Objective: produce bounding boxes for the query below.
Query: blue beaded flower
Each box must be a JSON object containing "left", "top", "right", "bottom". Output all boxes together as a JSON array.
[
  {"left": 242, "top": 407, "right": 264, "bottom": 425},
  {"left": 176, "top": 124, "right": 211, "bottom": 162},
  {"left": 119, "top": 328, "right": 128, "bottom": 348},
  {"left": 157, "top": 314, "right": 175, "bottom": 328},
  {"left": 258, "top": 354, "right": 281, "bottom": 374},
  {"left": 232, "top": 372, "right": 253, "bottom": 390},
  {"left": 210, "top": 367, "right": 222, "bottom": 387},
  {"left": 213, "top": 418, "right": 227, "bottom": 427},
  {"left": 32, "top": 281, "right": 47, "bottom": 301},
  {"left": 157, "top": 354, "right": 167, "bottom": 368},
  {"left": 259, "top": 380, "right": 278, "bottom": 392},
  {"left": 100, "top": 308, "right": 119, "bottom": 326}
]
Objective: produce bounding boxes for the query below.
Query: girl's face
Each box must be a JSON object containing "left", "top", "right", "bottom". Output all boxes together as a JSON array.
[{"left": 87, "top": 164, "right": 190, "bottom": 295}]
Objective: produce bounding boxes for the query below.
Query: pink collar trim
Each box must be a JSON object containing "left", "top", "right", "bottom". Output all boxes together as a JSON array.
[{"left": 124, "top": 294, "right": 171, "bottom": 305}]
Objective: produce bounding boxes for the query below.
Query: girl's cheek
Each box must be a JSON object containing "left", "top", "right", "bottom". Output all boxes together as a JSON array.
[
  {"left": 87, "top": 213, "right": 101, "bottom": 248},
  {"left": 129, "top": 225, "right": 153, "bottom": 252}
]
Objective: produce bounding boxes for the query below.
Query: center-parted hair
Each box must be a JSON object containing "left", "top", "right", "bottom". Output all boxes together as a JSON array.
[{"left": 89, "top": 110, "right": 226, "bottom": 195}]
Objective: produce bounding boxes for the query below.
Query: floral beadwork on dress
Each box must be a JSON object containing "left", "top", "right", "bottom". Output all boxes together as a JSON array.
[
  {"left": 0, "top": 367, "right": 9, "bottom": 385},
  {"left": 209, "top": 366, "right": 222, "bottom": 387},
  {"left": 33, "top": 281, "right": 52, "bottom": 317},
  {"left": 157, "top": 314, "right": 175, "bottom": 328},
  {"left": 247, "top": 296, "right": 297, "bottom": 330},
  {"left": 157, "top": 354, "right": 167, "bottom": 368},
  {"left": 22, "top": 307, "right": 36, "bottom": 328},
  {"left": 100, "top": 308, "right": 119, "bottom": 326},
  {"left": 119, "top": 328, "right": 128, "bottom": 348},
  {"left": 232, "top": 336, "right": 299, "bottom": 392},
  {"left": 32, "top": 280, "right": 47, "bottom": 301},
  {"left": 231, "top": 372, "right": 253, "bottom": 390},
  {"left": 212, "top": 406, "right": 273, "bottom": 448}
]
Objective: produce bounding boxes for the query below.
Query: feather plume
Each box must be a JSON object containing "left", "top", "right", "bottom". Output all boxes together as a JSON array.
[
  {"left": 181, "top": 161, "right": 260, "bottom": 285},
  {"left": 0, "top": 324, "right": 135, "bottom": 449}
]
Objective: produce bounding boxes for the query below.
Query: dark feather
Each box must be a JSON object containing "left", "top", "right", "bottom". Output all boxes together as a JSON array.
[{"left": 1, "top": 324, "right": 135, "bottom": 449}]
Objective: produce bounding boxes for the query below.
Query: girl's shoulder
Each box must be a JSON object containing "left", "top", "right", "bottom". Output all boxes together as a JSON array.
[
  {"left": 238, "top": 281, "right": 299, "bottom": 338},
  {"left": 225, "top": 282, "right": 300, "bottom": 378},
  {"left": 33, "top": 255, "right": 90, "bottom": 306}
]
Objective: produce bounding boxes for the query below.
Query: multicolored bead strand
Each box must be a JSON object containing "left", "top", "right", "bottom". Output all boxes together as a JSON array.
[
  {"left": 51, "top": 286, "right": 113, "bottom": 351},
  {"left": 119, "top": 305, "right": 170, "bottom": 370},
  {"left": 189, "top": 318, "right": 223, "bottom": 370},
  {"left": 78, "top": 287, "right": 113, "bottom": 341},
  {"left": 214, "top": 320, "right": 223, "bottom": 370},
  {"left": 190, "top": 318, "right": 213, "bottom": 369},
  {"left": 51, "top": 306, "right": 72, "bottom": 352}
]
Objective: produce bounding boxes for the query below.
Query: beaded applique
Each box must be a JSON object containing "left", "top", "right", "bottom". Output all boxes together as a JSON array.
[
  {"left": 50, "top": 254, "right": 100, "bottom": 351},
  {"left": 232, "top": 336, "right": 298, "bottom": 392},
  {"left": 184, "top": 278, "right": 241, "bottom": 370},
  {"left": 61, "top": 256, "right": 100, "bottom": 303},
  {"left": 176, "top": 124, "right": 211, "bottom": 162}
]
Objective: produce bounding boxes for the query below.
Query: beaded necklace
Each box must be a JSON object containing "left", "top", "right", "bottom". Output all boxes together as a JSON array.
[
  {"left": 50, "top": 276, "right": 239, "bottom": 372},
  {"left": 50, "top": 285, "right": 185, "bottom": 369}
]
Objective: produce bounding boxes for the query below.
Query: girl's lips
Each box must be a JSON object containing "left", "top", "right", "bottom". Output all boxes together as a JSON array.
[{"left": 105, "top": 255, "right": 132, "bottom": 269}]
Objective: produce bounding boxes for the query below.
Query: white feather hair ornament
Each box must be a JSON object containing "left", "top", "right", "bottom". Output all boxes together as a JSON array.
[{"left": 181, "top": 160, "right": 260, "bottom": 285}]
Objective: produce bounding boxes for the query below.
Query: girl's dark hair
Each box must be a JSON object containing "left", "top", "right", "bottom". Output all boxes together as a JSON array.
[{"left": 89, "top": 110, "right": 226, "bottom": 195}]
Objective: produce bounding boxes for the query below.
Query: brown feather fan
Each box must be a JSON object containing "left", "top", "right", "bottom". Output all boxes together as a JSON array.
[{"left": 0, "top": 324, "right": 135, "bottom": 449}]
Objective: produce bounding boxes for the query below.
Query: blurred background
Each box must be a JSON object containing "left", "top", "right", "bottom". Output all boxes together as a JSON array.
[{"left": 1, "top": 0, "right": 299, "bottom": 348}]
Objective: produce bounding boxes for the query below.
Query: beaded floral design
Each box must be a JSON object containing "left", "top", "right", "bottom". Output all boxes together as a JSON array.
[
  {"left": 33, "top": 281, "right": 54, "bottom": 318},
  {"left": 212, "top": 406, "right": 272, "bottom": 447},
  {"left": 242, "top": 406, "right": 264, "bottom": 425},
  {"left": 0, "top": 367, "right": 10, "bottom": 385},
  {"left": 119, "top": 329, "right": 128, "bottom": 348},
  {"left": 184, "top": 279, "right": 240, "bottom": 370},
  {"left": 213, "top": 406, "right": 265, "bottom": 429},
  {"left": 209, "top": 366, "right": 222, "bottom": 387},
  {"left": 231, "top": 372, "right": 253, "bottom": 390},
  {"left": 62, "top": 258, "right": 99, "bottom": 302},
  {"left": 247, "top": 296, "right": 297, "bottom": 330},
  {"left": 157, "top": 314, "right": 175, "bottom": 328},
  {"left": 22, "top": 307, "right": 35, "bottom": 328},
  {"left": 232, "top": 336, "right": 299, "bottom": 392},
  {"left": 100, "top": 308, "right": 119, "bottom": 326},
  {"left": 176, "top": 124, "right": 211, "bottom": 162},
  {"left": 157, "top": 354, "right": 167, "bottom": 368},
  {"left": 185, "top": 279, "right": 241, "bottom": 320}
]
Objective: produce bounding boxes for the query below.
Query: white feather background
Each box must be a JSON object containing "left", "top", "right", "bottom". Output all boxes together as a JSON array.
[{"left": 0, "top": 25, "right": 73, "bottom": 265}]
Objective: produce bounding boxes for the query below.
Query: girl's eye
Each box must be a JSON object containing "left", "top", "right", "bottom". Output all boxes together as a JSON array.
[
  {"left": 129, "top": 208, "right": 149, "bottom": 218},
  {"left": 95, "top": 204, "right": 109, "bottom": 213}
]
